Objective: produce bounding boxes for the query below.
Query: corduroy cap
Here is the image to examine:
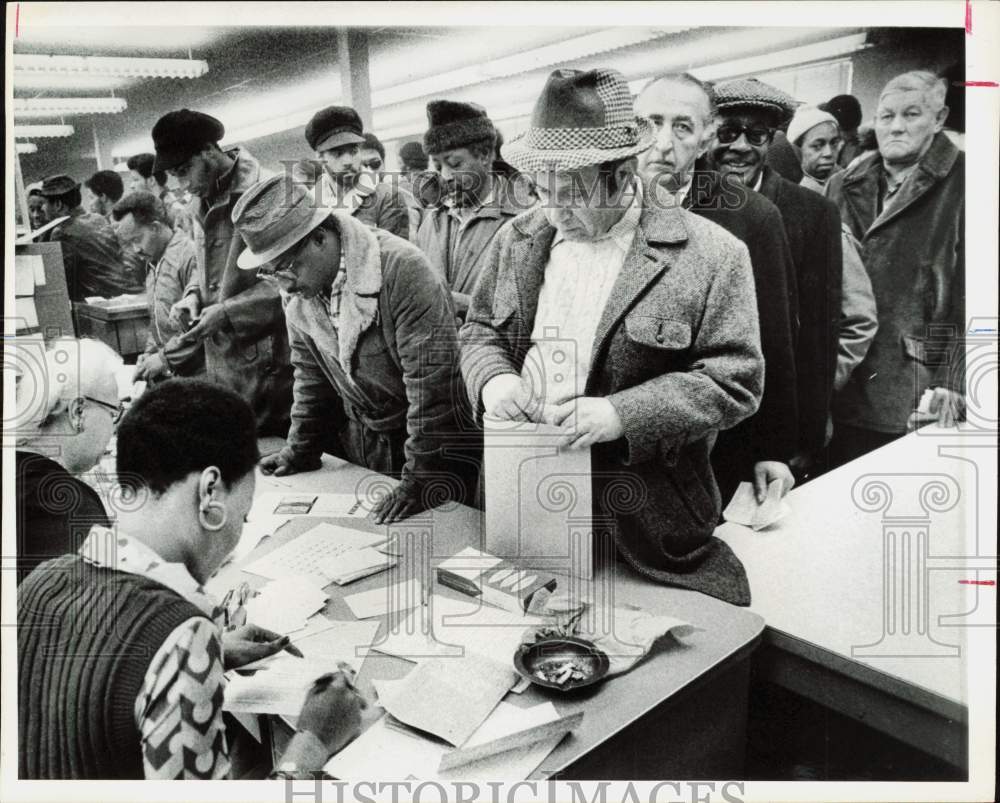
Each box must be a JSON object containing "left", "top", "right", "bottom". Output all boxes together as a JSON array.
[
  {"left": 305, "top": 106, "right": 365, "bottom": 152},
  {"left": 501, "top": 68, "right": 653, "bottom": 173},
  {"left": 38, "top": 174, "right": 80, "bottom": 197},
  {"left": 787, "top": 105, "right": 840, "bottom": 146},
  {"left": 231, "top": 175, "right": 329, "bottom": 270},
  {"left": 714, "top": 78, "right": 798, "bottom": 126},
  {"left": 151, "top": 109, "right": 225, "bottom": 172},
  {"left": 423, "top": 100, "right": 496, "bottom": 155}
]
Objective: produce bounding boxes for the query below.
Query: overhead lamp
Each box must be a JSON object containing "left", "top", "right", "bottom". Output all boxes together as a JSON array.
[
  {"left": 13, "top": 97, "right": 128, "bottom": 118},
  {"left": 17, "top": 143, "right": 39, "bottom": 155},
  {"left": 14, "top": 54, "right": 208, "bottom": 79},
  {"left": 14, "top": 124, "right": 74, "bottom": 139}
]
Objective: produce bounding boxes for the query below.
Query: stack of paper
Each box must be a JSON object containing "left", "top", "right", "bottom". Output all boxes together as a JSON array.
[
  {"left": 723, "top": 479, "right": 791, "bottom": 531},
  {"left": 243, "top": 577, "right": 329, "bottom": 634},
  {"left": 241, "top": 522, "right": 393, "bottom": 586},
  {"left": 344, "top": 579, "right": 423, "bottom": 620}
]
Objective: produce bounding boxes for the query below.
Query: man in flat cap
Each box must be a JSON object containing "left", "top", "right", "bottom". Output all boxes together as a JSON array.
[
  {"left": 233, "top": 175, "right": 479, "bottom": 524},
  {"left": 304, "top": 106, "right": 409, "bottom": 240},
  {"left": 153, "top": 108, "right": 293, "bottom": 435},
  {"left": 635, "top": 72, "right": 799, "bottom": 506},
  {"left": 416, "top": 100, "right": 524, "bottom": 321},
  {"left": 826, "top": 71, "right": 965, "bottom": 463},
  {"left": 711, "top": 77, "right": 844, "bottom": 482},
  {"left": 462, "top": 67, "right": 764, "bottom": 605},
  {"left": 37, "top": 174, "right": 139, "bottom": 301}
]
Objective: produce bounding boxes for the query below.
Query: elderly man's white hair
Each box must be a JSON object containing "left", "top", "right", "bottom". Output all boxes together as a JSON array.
[
  {"left": 880, "top": 70, "right": 948, "bottom": 113},
  {"left": 13, "top": 336, "right": 123, "bottom": 441}
]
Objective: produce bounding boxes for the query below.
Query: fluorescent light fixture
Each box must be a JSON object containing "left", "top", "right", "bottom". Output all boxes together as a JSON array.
[
  {"left": 17, "top": 143, "right": 39, "bottom": 155},
  {"left": 690, "top": 33, "right": 868, "bottom": 82},
  {"left": 14, "top": 124, "right": 74, "bottom": 139},
  {"left": 14, "top": 54, "right": 208, "bottom": 79},
  {"left": 13, "top": 73, "right": 130, "bottom": 91},
  {"left": 13, "top": 97, "right": 127, "bottom": 118}
]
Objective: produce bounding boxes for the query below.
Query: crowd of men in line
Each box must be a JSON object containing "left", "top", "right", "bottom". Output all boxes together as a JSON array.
[
  {"left": 15, "top": 63, "right": 966, "bottom": 780},
  {"left": 24, "top": 65, "right": 965, "bottom": 587}
]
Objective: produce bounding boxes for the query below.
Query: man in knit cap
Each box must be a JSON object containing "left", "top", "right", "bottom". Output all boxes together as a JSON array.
[
  {"left": 711, "top": 77, "right": 844, "bottom": 482},
  {"left": 416, "top": 100, "right": 522, "bottom": 320},
  {"left": 461, "top": 67, "right": 764, "bottom": 606},
  {"left": 304, "top": 105, "right": 409, "bottom": 240}
]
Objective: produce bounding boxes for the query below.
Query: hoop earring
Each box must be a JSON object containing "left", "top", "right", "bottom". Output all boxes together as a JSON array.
[{"left": 199, "top": 501, "right": 228, "bottom": 532}]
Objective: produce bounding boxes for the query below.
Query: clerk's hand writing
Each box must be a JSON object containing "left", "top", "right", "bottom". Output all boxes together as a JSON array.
[
  {"left": 222, "top": 623, "right": 303, "bottom": 670},
  {"left": 482, "top": 374, "right": 545, "bottom": 422},
  {"left": 169, "top": 294, "right": 200, "bottom": 327},
  {"left": 258, "top": 452, "right": 322, "bottom": 477},
  {"left": 372, "top": 484, "right": 424, "bottom": 525},
  {"left": 297, "top": 663, "right": 367, "bottom": 755},
  {"left": 547, "top": 397, "right": 624, "bottom": 449},
  {"left": 177, "top": 303, "right": 228, "bottom": 344}
]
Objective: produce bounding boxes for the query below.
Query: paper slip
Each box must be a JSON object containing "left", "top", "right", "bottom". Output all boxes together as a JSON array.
[
  {"left": 437, "top": 546, "right": 504, "bottom": 582},
  {"left": 344, "top": 579, "right": 423, "bottom": 620},
  {"left": 376, "top": 653, "right": 517, "bottom": 746},
  {"left": 240, "top": 616, "right": 378, "bottom": 672},
  {"left": 15, "top": 254, "right": 46, "bottom": 286},
  {"left": 723, "top": 479, "right": 790, "bottom": 531},
  {"left": 244, "top": 577, "right": 328, "bottom": 634},
  {"left": 241, "top": 522, "right": 388, "bottom": 584},
  {"left": 326, "top": 699, "right": 566, "bottom": 782},
  {"left": 15, "top": 260, "right": 35, "bottom": 296},
  {"left": 224, "top": 656, "right": 339, "bottom": 716},
  {"left": 248, "top": 491, "right": 371, "bottom": 521},
  {"left": 370, "top": 595, "right": 545, "bottom": 667},
  {"left": 226, "top": 515, "right": 290, "bottom": 567},
  {"left": 439, "top": 710, "right": 583, "bottom": 771}
]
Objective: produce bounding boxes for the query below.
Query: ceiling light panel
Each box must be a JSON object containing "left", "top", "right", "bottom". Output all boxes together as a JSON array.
[
  {"left": 14, "top": 54, "right": 208, "bottom": 79},
  {"left": 14, "top": 124, "right": 75, "bottom": 139},
  {"left": 13, "top": 97, "right": 128, "bottom": 118}
]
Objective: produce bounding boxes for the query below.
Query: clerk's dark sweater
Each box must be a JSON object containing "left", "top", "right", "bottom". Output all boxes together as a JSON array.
[{"left": 18, "top": 555, "right": 206, "bottom": 779}]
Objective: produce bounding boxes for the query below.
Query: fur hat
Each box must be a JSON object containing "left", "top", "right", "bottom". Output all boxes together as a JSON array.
[{"left": 423, "top": 100, "right": 496, "bottom": 155}]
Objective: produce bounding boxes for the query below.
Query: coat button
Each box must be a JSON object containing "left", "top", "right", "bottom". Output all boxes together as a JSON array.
[
  {"left": 655, "top": 333, "right": 665, "bottom": 343},
  {"left": 209, "top": 281, "right": 219, "bottom": 292}
]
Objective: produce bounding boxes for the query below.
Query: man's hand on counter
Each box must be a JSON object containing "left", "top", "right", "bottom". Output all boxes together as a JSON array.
[
  {"left": 371, "top": 483, "right": 424, "bottom": 524},
  {"left": 259, "top": 451, "right": 322, "bottom": 477}
]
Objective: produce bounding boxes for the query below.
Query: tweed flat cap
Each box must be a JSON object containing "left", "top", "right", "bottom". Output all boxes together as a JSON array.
[
  {"left": 39, "top": 174, "right": 80, "bottom": 197},
  {"left": 714, "top": 78, "right": 798, "bottom": 125},
  {"left": 423, "top": 100, "right": 496, "bottom": 155},
  {"left": 305, "top": 106, "right": 365, "bottom": 153},
  {"left": 152, "top": 110, "right": 225, "bottom": 173},
  {"left": 232, "top": 175, "right": 329, "bottom": 270},
  {"left": 502, "top": 68, "right": 653, "bottom": 173}
]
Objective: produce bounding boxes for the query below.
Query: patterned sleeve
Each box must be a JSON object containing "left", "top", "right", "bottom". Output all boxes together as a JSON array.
[{"left": 134, "top": 617, "right": 231, "bottom": 780}]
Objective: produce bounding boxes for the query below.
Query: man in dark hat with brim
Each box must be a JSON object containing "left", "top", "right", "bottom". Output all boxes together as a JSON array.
[
  {"left": 416, "top": 99, "right": 523, "bottom": 321},
  {"left": 37, "top": 174, "right": 139, "bottom": 301},
  {"left": 305, "top": 105, "right": 410, "bottom": 241},
  {"left": 460, "top": 67, "right": 765, "bottom": 606},
  {"left": 232, "top": 175, "right": 479, "bottom": 524},
  {"left": 153, "top": 108, "right": 293, "bottom": 435}
]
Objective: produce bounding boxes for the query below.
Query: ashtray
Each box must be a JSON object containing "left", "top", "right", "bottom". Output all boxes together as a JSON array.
[{"left": 514, "top": 636, "right": 610, "bottom": 691}]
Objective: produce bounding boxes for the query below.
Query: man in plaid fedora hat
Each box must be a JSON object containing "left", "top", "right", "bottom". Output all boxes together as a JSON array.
[{"left": 461, "top": 68, "right": 765, "bottom": 605}]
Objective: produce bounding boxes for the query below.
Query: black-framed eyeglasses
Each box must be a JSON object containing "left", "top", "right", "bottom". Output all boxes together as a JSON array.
[
  {"left": 257, "top": 235, "right": 310, "bottom": 281},
  {"left": 716, "top": 123, "right": 774, "bottom": 146},
  {"left": 85, "top": 395, "right": 125, "bottom": 425}
]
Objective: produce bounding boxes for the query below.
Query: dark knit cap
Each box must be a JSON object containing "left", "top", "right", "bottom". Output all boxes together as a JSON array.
[
  {"left": 819, "top": 94, "right": 863, "bottom": 131},
  {"left": 424, "top": 100, "right": 496, "bottom": 155},
  {"left": 152, "top": 109, "right": 225, "bottom": 172},
  {"left": 39, "top": 174, "right": 80, "bottom": 197},
  {"left": 398, "top": 140, "right": 428, "bottom": 170},
  {"left": 305, "top": 106, "right": 365, "bottom": 152}
]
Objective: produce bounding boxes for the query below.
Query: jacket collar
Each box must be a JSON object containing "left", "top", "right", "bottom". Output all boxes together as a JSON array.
[{"left": 842, "top": 132, "right": 959, "bottom": 235}]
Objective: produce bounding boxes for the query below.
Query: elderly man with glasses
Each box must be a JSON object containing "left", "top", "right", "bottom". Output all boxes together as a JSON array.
[{"left": 232, "top": 175, "right": 479, "bottom": 524}]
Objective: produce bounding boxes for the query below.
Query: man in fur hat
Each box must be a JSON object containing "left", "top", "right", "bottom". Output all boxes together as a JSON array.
[
  {"left": 461, "top": 68, "right": 764, "bottom": 605},
  {"left": 233, "top": 176, "right": 478, "bottom": 524}
]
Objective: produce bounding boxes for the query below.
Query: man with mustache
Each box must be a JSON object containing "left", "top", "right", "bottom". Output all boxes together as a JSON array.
[
  {"left": 636, "top": 72, "right": 798, "bottom": 505},
  {"left": 711, "top": 78, "right": 844, "bottom": 482},
  {"left": 826, "top": 71, "right": 965, "bottom": 462}
]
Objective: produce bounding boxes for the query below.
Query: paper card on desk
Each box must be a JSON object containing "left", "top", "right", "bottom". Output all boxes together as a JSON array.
[
  {"left": 224, "top": 657, "right": 339, "bottom": 716},
  {"left": 15, "top": 298, "right": 39, "bottom": 330},
  {"left": 379, "top": 653, "right": 517, "bottom": 746},
  {"left": 371, "top": 595, "right": 545, "bottom": 666},
  {"left": 310, "top": 493, "right": 373, "bottom": 519},
  {"left": 723, "top": 480, "right": 790, "bottom": 531},
  {"left": 241, "top": 522, "right": 385, "bottom": 582},
  {"left": 327, "top": 547, "right": 395, "bottom": 585},
  {"left": 439, "top": 710, "right": 582, "bottom": 772},
  {"left": 437, "top": 546, "right": 504, "bottom": 582},
  {"left": 225, "top": 515, "right": 289, "bottom": 567},
  {"left": 345, "top": 579, "right": 422, "bottom": 619},
  {"left": 244, "top": 577, "right": 328, "bottom": 634},
  {"left": 274, "top": 494, "right": 317, "bottom": 514},
  {"left": 325, "top": 701, "right": 565, "bottom": 782},
  {"left": 241, "top": 617, "right": 378, "bottom": 672}
]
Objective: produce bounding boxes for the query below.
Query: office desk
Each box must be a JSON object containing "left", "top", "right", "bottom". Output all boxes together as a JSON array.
[
  {"left": 216, "top": 441, "right": 765, "bottom": 780},
  {"left": 716, "top": 427, "right": 991, "bottom": 771}
]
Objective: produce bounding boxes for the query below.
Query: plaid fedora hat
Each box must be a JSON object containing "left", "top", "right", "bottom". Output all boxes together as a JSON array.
[
  {"left": 502, "top": 68, "right": 654, "bottom": 173},
  {"left": 231, "top": 175, "right": 329, "bottom": 270}
]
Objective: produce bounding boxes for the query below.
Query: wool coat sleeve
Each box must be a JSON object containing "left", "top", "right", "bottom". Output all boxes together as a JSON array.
[
  {"left": 377, "top": 188, "right": 411, "bottom": 241},
  {"left": 607, "top": 243, "right": 764, "bottom": 466},
  {"left": 834, "top": 227, "right": 878, "bottom": 392},
  {"left": 219, "top": 274, "right": 285, "bottom": 343},
  {"left": 386, "top": 254, "right": 465, "bottom": 489},
  {"left": 281, "top": 322, "right": 341, "bottom": 466},
  {"left": 162, "top": 248, "right": 207, "bottom": 373}
]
